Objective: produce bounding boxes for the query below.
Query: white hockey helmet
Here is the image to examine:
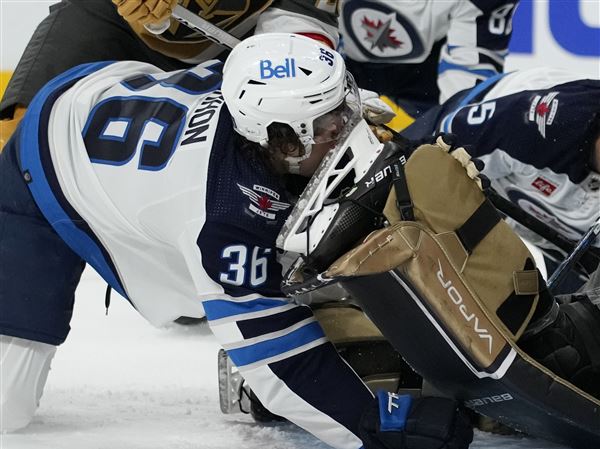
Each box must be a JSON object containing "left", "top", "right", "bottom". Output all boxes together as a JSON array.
[{"left": 222, "top": 32, "right": 358, "bottom": 172}]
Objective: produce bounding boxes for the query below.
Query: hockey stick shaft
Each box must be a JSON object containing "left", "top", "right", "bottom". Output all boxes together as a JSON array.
[
  {"left": 547, "top": 216, "right": 600, "bottom": 292},
  {"left": 145, "top": 4, "right": 240, "bottom": 49}
]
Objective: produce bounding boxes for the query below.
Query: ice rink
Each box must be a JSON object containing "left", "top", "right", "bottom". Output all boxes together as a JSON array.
[
  {"left": 1, "top": 2, "right": 598, "bottom": 448},
  {"left": 1, "top": 269, "right": 571, "bottom": 449}
]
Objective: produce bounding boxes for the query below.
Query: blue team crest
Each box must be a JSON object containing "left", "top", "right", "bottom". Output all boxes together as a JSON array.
[
  {"left": 342, "top": 0, "right": 424, "bottom": 61},
  {"left": 237, "top": 183, "right": 291, "bottom": 220}
]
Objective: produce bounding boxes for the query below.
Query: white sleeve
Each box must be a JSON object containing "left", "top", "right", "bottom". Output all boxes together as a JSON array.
[
  {"left": 438, "top": 0, "right": 518, "bottom": 102},
  {"left": 254, "top": 0, "right": 339, "bottom": 48},
  {"left": 202, "top": 297, "right": 372, "bottom": 449},
  {"left": 0, "top": 335, "right": 56, "bottom": 432}
]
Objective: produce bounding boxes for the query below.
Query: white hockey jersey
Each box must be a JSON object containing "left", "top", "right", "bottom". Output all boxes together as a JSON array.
[
  {"left": 339, "top": 0, "right": 518, "bottom": 107},
  {"left": 17, "top": 60, "right": 373, "bottom": 449}
]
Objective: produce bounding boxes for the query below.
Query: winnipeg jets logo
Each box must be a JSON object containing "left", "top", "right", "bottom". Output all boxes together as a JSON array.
[
  {"left": 343, "top": 2, "right": 423, "bottom": 60},
  {"left": 361, "top": 15, "right": 403, "bottom": 51},
  {"left": 237, "top": 184, "right": 290, "bottom": 220},
  {"left": 528, "top": 92, "right": 559, "bottom": 138}
]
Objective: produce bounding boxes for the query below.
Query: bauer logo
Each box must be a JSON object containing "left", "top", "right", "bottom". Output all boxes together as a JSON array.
[
  {"left": 464, "top": 393, "right": 514, "bottom": 408},
  {"left": 259, "top": 58, "right": 297, "bottom": 79}
]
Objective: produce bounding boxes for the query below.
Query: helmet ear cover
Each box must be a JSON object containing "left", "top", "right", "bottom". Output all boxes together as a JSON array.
[
  {"left": 252, "top": 122, "right": 306, "bottom": 173},
  {"left": 265, "top": 122, "right": 305, "bottom": 157}
]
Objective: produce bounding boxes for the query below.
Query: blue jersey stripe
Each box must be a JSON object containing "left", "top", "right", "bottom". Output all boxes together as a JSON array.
[
  {"left": 237, "top": 305, "right": 314, "bottom": 339},
  {"left": 440, "top": 72, "right": 508, "bottom": 133},
  {"left": 227, "top": 321, "right": 326, "bottom": 367},
  {"left": 438, "top": 60, "right": 498, "bottom": 79},
  {"left": 203, "top": 297, "right": 289, "bottom": 321},
  {"left": 19, "top": 61, "right": 128, "bottom": 298}
]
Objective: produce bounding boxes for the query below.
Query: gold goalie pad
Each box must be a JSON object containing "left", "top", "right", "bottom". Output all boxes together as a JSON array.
[{"left": 326, "top": 139, "right": 540, "bottom": 370}]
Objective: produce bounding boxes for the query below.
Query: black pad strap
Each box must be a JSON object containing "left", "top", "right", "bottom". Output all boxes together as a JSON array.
[
  {"left": 392, "top": 160, "right": 414, "bottom": 221},
  {"left": 456, "top": 200, "right": 501, "bottom": 254}
]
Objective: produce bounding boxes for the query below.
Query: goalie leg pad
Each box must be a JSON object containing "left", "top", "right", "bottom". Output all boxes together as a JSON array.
[
  {"left": 520, "top": 294, "right": 600, "bottom": 398},
  {"left": 313, "top": 303, "right": 422, "bottom": 393}
]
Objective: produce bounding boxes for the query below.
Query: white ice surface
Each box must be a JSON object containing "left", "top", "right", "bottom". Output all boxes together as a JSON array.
[{"left": 1, "top": 269, "right": 571, "bottom": 449}]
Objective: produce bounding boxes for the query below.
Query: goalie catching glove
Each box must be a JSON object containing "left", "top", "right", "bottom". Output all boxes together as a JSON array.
[
  {"left": 359, "top": 392, "right": 473, "bottom": 449},
  {"left": 113, "top": 0, "right": 176, "bottom": 27}
]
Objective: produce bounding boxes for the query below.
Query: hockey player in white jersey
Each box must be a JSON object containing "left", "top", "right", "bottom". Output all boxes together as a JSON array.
[
  {"left": 0, "top": 33, "right": 473, "bottom": 449},
  {"left": 338, "top": 0, "right": 519, "bottom": 129}
]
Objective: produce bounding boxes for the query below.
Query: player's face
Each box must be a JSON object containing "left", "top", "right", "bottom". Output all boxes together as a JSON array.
[{"left": 297, "top": 108, "right": 345, "bottom": 177}]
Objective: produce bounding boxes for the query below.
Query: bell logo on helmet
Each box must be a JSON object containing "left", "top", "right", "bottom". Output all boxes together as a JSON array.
[{"left": 259, "top": 58, "right": 297, "bottom": 79}]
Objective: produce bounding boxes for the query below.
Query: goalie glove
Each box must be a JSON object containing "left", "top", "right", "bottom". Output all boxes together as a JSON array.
[
  {"left": 410, "top": 134, "right": 490, "bottom": 190},
  {"left": 112, "top": 0, "right": 176, "bottom": 27},
  {"left": 383, "top": 134, "right": 490, "bottom": 224},
  {"left": 359, "top": 392, "right": 473, "bottom": 449}
]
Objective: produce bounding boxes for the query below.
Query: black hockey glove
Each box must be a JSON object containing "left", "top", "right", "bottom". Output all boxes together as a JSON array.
[{"left": 359, "top": 392, "right": 473, "bottom": 449}]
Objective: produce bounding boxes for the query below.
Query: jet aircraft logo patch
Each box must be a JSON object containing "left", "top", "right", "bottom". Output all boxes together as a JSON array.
[
  {"left": 237, "top": 184, "right": 291, "bottom": 220},
  {"left": 528, "top": 92, "right": 559, "bottom": 138}
]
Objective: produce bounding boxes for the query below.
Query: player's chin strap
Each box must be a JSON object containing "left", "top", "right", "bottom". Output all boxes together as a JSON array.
[{"left": 284, "top": 149, "right": 312, "bottom": 175}]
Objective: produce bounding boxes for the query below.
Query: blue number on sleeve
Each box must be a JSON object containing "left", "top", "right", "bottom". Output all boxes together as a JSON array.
[
  {"left": 83, "top": 97, "right": 187, "bottom": 171},
  {"left": 219, "top": 245, "right": 273, "bottom": 287},
  {"left": 122, "top": 62, "right": 223, "bottom": 95},
  {"left": 220, "top": 245, "right": 248, "bottom": 286}
]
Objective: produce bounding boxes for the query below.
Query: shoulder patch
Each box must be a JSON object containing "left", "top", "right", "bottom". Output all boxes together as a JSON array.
[{"left": 237, "top": 183, "right": 291, "bottom": 220}]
